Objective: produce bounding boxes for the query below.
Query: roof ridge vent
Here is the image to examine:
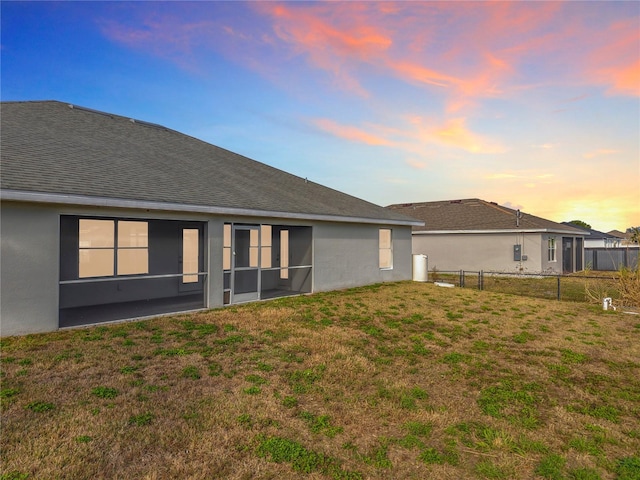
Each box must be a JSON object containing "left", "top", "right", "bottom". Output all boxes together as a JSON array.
[
  {"left": 68, "top": 104, "right": 113, "bottom": 118},
  {"left": 129, "top": 118, "right": 166, "bottom": 130}
]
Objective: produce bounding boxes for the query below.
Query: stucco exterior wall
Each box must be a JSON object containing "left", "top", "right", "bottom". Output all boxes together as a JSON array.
[
  {"left": 2, "top": 202, "right": 217, "bottom": 336},
  {"left": 411, "top": 232, "right": 562, "bottom": 274},
  {"left": 1, "top": 202, "right": 60, "bottom": 336},
  {"left": 1, "top": 202, "right": 414, "bottom": 335},
  {"left": 313, "top": 222, "right": 412, "bottom": 291},
  {"left": 540, "top": 234, "right": 561, "bottom": 273}
]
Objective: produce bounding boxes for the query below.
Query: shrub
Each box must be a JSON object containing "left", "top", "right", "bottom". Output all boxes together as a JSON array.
[{"left": 618, "top": 266, "right": 640, "bottom": 308}]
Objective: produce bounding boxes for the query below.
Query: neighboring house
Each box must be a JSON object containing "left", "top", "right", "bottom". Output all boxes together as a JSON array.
[
  {"left": 608, "top": 230, "right": 636, "bottom": 246},
  {"left": 561, "top": 224, "right": 637, "bottom": 270},
  {"left": 1, "top": 101, "right": 421, "bottom": 336},
  {"left": 387, "top": 198, "right": 586, "bottom": 274},
  {"left": 561, "top": 223, "right": 621, "bottom": 248}
]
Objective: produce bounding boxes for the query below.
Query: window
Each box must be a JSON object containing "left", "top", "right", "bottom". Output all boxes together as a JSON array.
[
  {"left": 280, "top": 230, "right": 289, "bottom": 279},
  {"left": 548, "top": 237, "right": 556, "bottom": 262},
  {"left": 79, "top": 219, "right": 115, "bottom": 277},
  {"left": 261, "top": 225, "right": 272, "bottom": 268},
  {"left": 249, "top": 229, "right": 259, "bottom": 268},
  {"left": 223, "top": 224, "right": 232, "bottom": 270},
  {"left": 182, "top": 229, "right": 199, "bottom": 283},
  {"left": 379, "top": 228, "right": 392, "bottom": 269},
  {"left": 78, "top": 219, "right": 148, "bottom": 278},
  {"left": 117, "top": 221, "right": 148, "bottom": 275}
]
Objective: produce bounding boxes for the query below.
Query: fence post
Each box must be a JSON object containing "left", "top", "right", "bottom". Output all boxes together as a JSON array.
[
  {"left": 557, "top": 275, "right": 561, "bottom": 301},
  {"left": 460, "top": 270, "right": 464, "bottom": 288}
]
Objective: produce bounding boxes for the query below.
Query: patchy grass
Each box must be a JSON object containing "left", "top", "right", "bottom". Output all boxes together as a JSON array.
[
  {"left": 1, "top": 281, "right": 639, "bottom": 479},
  {"left": 435, "top": 271, "right": 634, "bottom": 306}
]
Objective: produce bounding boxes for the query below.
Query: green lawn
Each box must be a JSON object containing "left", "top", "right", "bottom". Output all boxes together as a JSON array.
[{"left": 1, "top": 281, "right": 639, "bottom": 479}]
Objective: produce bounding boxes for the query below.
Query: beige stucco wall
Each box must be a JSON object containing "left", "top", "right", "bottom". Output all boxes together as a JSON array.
[
  {"left": 411, "top": 232, "right": 566, "bottom": 274},
  {"left": 1, "top": 202, "right": 60, "bottom": 335},
  {"left": 313, "top": 222, "right": 413, "bottom": 291},
  {"left": 1, "top": 202, "right": 219, "bottom": 336},
  {"left": 0, "top": 201, "right": 414, "bottom": 335}
]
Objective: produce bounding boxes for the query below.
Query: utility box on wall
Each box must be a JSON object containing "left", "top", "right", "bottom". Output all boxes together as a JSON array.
[{"left": 513, "top": 244, "right": 522, "bottom": 261}]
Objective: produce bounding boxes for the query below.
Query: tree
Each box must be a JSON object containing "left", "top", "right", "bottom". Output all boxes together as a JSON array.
[
  {"left": 626, "top": 226, "right": 640, "bottom": 244},
  {"left": 568, "top": 220, "right": 591, "bottom": 230}
]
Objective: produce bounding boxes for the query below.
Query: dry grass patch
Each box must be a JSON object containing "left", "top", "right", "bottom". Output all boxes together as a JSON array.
[{"left": 1, "top": 281, "right": 639, "bottom": 479}]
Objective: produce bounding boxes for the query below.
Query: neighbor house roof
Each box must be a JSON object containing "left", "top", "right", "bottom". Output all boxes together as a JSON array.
[
  {"left": 561, "top": 223, "right": 613, "bottom": 239},
  {"left": 607, "top": 230, "right": 630, "bottom": 239},
  {"left": 387, "top": 198, "right": 585, "bottom": 234},
  {"left": 1, "top": 101, "right": 420, "bottom": 226}
]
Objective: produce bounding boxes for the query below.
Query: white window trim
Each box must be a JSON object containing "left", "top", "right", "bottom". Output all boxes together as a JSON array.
[{"left": 548, "top": 237, "right": 557, "bottom": 263}]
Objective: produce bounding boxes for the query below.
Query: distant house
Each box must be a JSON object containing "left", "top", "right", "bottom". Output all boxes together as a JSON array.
[
  {"left": 576, "top": 228, "right": 639, "bottom": 271},
  {"left": 608, "top": 230, "right": 635, "bottom": 246},
  {"left": 0, "top": 101, "right": 421, "bottom": 336},
  {"left": 561, "top": 223, "right": 621, "bottom": 248},
  {"left": 387, "top": 199, "right": 586, "bottom": 274}
]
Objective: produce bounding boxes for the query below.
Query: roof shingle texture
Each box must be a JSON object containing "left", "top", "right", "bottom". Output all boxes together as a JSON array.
[
  {"left": 1, "top": 101, "right": 413, "bottom": 223},
  {"left": 387, "top": 199, "right": 584, "bottom": 233}
]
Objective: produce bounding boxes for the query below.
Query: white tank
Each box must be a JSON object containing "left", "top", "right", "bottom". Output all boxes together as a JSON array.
[{"left": 412, "top": 254, "right": 428, "bottom": 282}]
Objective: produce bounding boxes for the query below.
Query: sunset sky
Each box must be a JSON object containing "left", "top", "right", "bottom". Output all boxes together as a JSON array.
[{"left": 2, "top": 1, "right": 638, "bottom": 232}]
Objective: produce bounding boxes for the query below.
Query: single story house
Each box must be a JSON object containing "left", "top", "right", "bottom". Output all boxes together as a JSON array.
[
  {"left": 561, "top": 223, "right": 622, "bottom": 248},
  {"left": 564, "top": 225, "right": 639, "bottom": 271},
  {"left": 387, "top": 198, "right": 586, "bottom": 274},
  {"left": 1, "top": 101, "right": 421, "bottom": 336},
  {"left": 608, "top": 230, "right": 637, "bottom": 247}
]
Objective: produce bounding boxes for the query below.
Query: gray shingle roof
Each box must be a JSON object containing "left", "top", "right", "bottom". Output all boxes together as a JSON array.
[
  {"left": 387, "top": 198, "right": 585, "bottom": 234},
  {"left": 1, "top": 100, "right": 418, "bottom": 225},
  {"left": 560, "top": 223, "right": 612, "bottom": 239}
]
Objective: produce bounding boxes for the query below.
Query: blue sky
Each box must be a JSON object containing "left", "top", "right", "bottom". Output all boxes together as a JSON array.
[{"left": 2, "top": 1, "right": 639, "bottom": 231}]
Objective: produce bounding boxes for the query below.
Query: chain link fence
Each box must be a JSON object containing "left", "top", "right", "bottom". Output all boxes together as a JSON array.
[{"left": 428, "top": 270, "right": 626, "bottom": 305}]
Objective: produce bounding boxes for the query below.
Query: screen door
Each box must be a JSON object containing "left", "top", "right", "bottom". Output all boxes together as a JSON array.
[{"left": 232, "top": 226, "right": 260, "bottom": 302}]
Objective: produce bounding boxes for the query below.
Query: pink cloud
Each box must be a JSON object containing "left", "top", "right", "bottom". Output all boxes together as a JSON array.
[
  {"left": 100, "top": 2, "right": 639, "bottom": 102},
  {"left": 255, "top": 2, "right": 393, "bottom": 96},
  {"left": 256, "top": 2, "right": 522, "bottom": 106},
  {"left": 312, "top": 118, "right": 392, "bottom": 146},
  {"left": 431, "top": 118, "right": 506, "bottom": 154},
  {"left": 252, "top": 1, "right": 639, "bottom": 112},
  {"left": 582, "top": 19, "right": 640, "bottom": 97},
  {"left": 268, "top": 4, "right": 392, "bottom": 58},
  {"left": 598, "top": 59, "right": 640, "bottom": 97},
  {"left": 311, "top": 114, "right": 505, "bottom": 156}
]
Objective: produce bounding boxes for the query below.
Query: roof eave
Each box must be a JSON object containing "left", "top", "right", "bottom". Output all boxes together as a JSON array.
[
  {"left": 1, "top": 189, "right": 423, "bottom": 227},
  {"left": 413, "top": 228, "right": 588, "bottom": 235}
]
